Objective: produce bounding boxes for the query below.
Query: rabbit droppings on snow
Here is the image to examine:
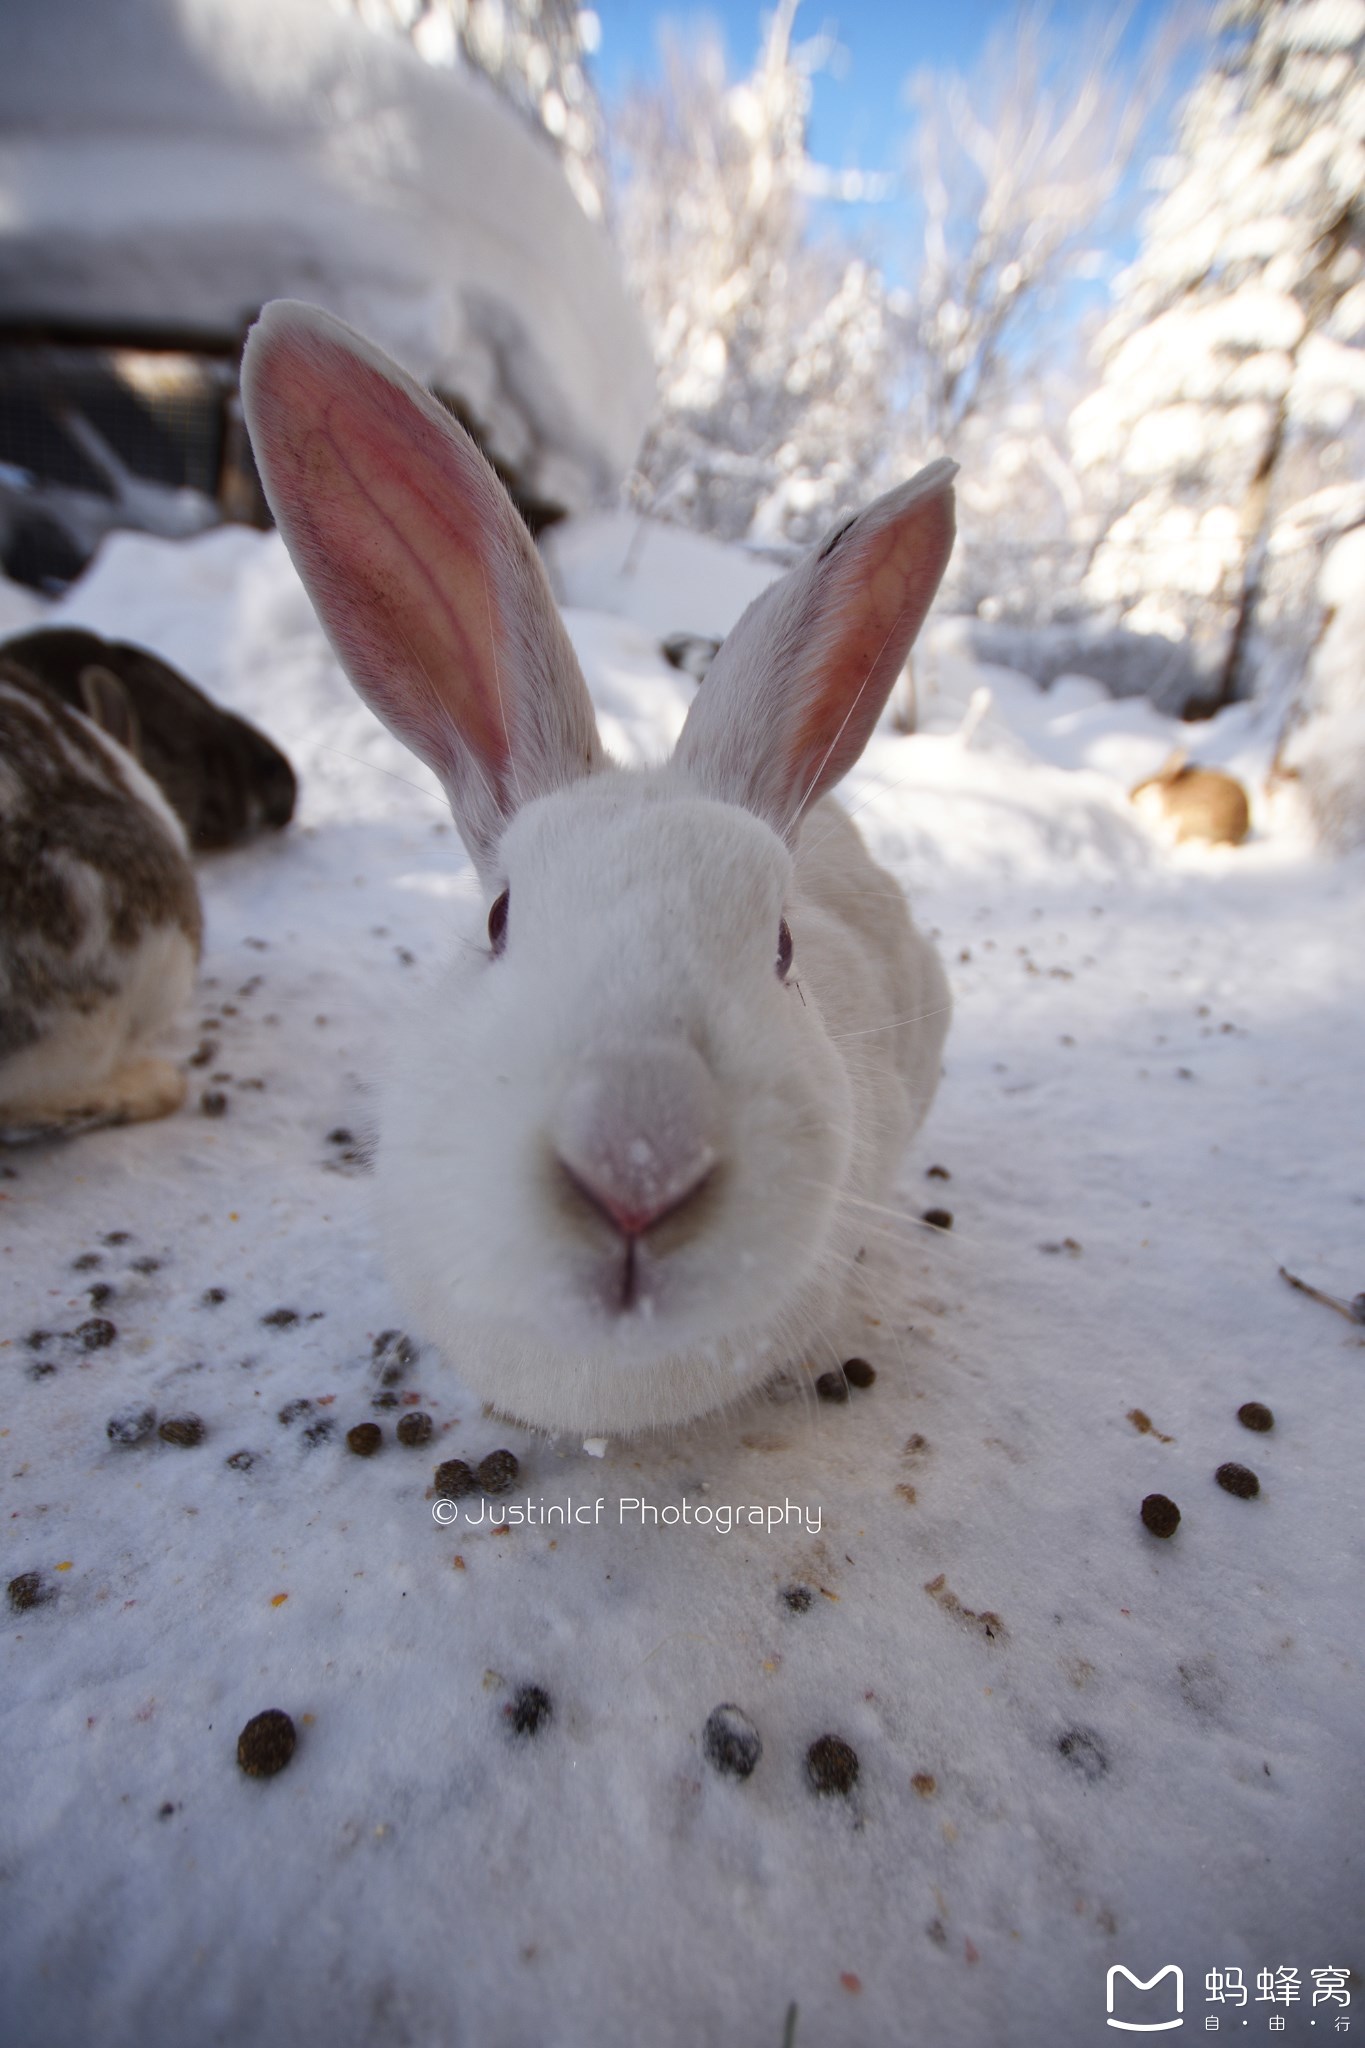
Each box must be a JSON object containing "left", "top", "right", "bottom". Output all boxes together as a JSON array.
[
  {"left": 241, "top": 301, "right": 956, "bottom": 1436},
  {"left": 0, "top": 657, "right": 201, "bottom": 1138}
]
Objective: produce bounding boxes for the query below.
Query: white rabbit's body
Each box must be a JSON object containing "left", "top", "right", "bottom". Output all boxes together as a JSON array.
[
  {"left": 242, "top": 301, "right": 957, "bottom": 1435},
  {"left": 379, "top": 775, "right": 949, "bottom": 1432}
]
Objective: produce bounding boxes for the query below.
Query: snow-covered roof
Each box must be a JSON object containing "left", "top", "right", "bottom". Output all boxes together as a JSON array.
[{"left": 0, "top": 0, "right": 656, "bottom": 512}]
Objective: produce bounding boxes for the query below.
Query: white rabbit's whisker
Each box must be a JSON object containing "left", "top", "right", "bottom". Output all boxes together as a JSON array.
[
  {"left": 828, "top": 1002, "right": 955, "bottom": 1043},
  {"left": 319, "top": 746, "right": 447, "bottom": 806},
  {"left": 785, "top": 609, "right": 905, "bottom": 835},
  {"left": 479, "top": 556, "right": 524, "bottom": 810}
]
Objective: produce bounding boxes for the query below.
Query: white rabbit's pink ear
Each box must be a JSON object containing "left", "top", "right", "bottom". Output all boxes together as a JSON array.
[
  {"left": 240, "top": 300, "right": 604, "bottom": 876},
  {"left": 674, "top": 462, "right": 957, "bottom": 837}
]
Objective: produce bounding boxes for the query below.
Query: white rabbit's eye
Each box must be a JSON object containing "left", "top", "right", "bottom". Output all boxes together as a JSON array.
[
  {"left": 488, "top": 888, "right": 509, "bottom": 956},
  {"left": 776, "top": 917, "right": 793, "bottom": 980}
]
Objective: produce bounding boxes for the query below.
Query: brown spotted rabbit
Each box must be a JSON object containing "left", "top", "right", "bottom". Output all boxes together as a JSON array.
[
  {"left": 0, "top": 657, "right": 201, "bottom": 1138},
  {"left": 0, "top": 626, "right": 296, "bottom": 851}
]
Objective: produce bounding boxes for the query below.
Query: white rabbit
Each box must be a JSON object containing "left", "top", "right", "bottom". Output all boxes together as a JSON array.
[
  {"left": 0, "top": 656, "right": 201, "bottom": 1138},
  {"left": 241, "top": 301, "right": 955, "bottom": 1435}
]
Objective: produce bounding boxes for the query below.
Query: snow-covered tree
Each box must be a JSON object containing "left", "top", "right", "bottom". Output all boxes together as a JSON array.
[
  {"left": 345, "top": 0, "right": 610, "bottom": 219},
  {"left": 613, "top": 0, "right": 897, "bottom": 546},
  {"left": 1073, "top": 0, "right": 1365, "bottom": 703},
  {"left": 894, "top": 9, "right": 1182, "bottom": 621}
]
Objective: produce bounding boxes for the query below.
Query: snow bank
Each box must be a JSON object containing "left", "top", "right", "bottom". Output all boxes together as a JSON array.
[
  {"left": 0, "top": 0, "right": 656, "bottom": 512},
  {"left": 1277, "top": 525, "right": 1365, "bottom": 851}
]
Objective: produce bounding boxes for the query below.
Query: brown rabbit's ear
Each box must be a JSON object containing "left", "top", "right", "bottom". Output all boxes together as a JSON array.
[
  {"left": 78, "top": 665, "right": 141, "bottom": 758},
  {"left": 240, "top": 300, "right": 604, "bottom": 878},
  {"left": 675, "top": 463, "right": 956, "bottom": 838}
]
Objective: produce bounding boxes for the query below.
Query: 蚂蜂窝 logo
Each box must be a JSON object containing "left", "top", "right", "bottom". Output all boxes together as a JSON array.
[{"left": 1107, "top": 1964, "right": 1185, "bottom": 2031}]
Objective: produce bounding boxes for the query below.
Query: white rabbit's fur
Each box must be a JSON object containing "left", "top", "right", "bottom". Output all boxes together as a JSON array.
[
  {"left": 377, "top": 776, "right": 950, "bottom": 1432},
  {"left": 241, "top": 301, "right": 956, "bottom": 1434}
]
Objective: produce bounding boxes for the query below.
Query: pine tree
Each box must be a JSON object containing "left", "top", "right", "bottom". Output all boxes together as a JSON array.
[{"left": 1073, "top": 0, "right": 1365, "bottom": 703}]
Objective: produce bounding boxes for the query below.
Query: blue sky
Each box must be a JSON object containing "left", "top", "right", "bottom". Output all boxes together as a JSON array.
[
  {"left": 590, "top": 0, "right": 1187, "bottom": 190},
  {"left": 589, "top": 0, "right": 1199, "bottom": 305}
]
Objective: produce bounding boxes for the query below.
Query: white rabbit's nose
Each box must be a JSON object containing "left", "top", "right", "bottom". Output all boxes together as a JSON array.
[{"left": 551, "top": 1042, "right": 721, "bottom": 1242}]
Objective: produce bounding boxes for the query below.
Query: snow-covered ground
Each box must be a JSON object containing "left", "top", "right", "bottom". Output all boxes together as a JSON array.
[{"left": 3, "top": 518, "right": 1361, "bottom": 2047}]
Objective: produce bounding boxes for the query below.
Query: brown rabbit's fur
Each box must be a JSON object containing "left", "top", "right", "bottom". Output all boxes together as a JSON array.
[
  {"left": 1130, "top": 752, "right": 1250, "bottom": 846},
  {"left": 0, "top": 660, "right": 201, "bottom": 1135}
]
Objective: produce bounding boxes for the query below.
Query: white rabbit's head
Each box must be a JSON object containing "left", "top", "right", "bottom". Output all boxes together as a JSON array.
[{"left": 242, "top": 302, "right": 955, "bottom": 1433}]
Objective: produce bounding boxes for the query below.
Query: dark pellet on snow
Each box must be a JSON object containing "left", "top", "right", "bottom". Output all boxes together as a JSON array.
[
  {"left": 814, "top": 1371, "right": 849, "bottom": 1403},
  {"left": 77, "top": 1318, "right": 117, "bottom": 1351},
  {"left": 396, "top": 1412, "right": 433, "bottom": 1448},
  {"left": 88, "top": 1284, "right": 116, "bottom": 1308},
  {"left": 107, "top": 1406, "right": 156, "bottom": 1446},
  {"left": 301, "top": 1420, "right": 335, "bottom": 1449},
  {"left": 25, "top": 1330, "right": 52, "bottom": 1350},
  {"left": 326, "top": 1127, "right": 354, "bottom": 1146},
  {"left": 103, "top": 1231, "right": 132, "bottom": 1246},
  {"left": 159, "top": 1415, "right": 206, "bottom": 1448},
  {"left": 372, "top": 1329, "right": 419, "bottom": 1383},
  {"left": 237, "top": 1709, "right": 297, "bottom": 1778},
  {"left": 478, "top": 1449, "right": 520, "bottom": 1494},
  {"left": 434, "top": 1459, "right": 476, "bottom": 1500},
  {"left": 370, "top": 1390, "right": 401, "bottom": 1411},
  {"left": 346, "top": 1423, "right": 383, "bottom": 1457},
  {"left": 199, "top": 1090, "right": 229, "bottom": 1118},
  {"left": 922, "top": 1207, "right": 954, "bottom": 1230},
  {"left": 1140, "top": 1493, "right": 1181, "bottom": 1539},
  {"left": 226, "top": 1450, "right": 256, "bottom": 1471},
  {"left": 926, "top": 1164, "right": 951, "bottom": 1180},
  {"left": 131, "top": 1256, "right": 162, "bottom": 1275},
  {"left": 1216, "top": 1461, "right": 1260, "bottom": 1499},
  {"left": 1237, "top": 1402, "right": 1274, "bottom": 1433},
  {"left": 261, "top": 1307, "right": 299, "bottom": 1329},
  {"left": 842, "top": 1357, "right": 876, "bottom": 1389},
  {"left": 372, "top": 1327, "right": 411, "bottom": 1360},
  {"left": 805, "top": 1734, "right": 859, "bottom": 1796},
  {"left": 8, "top": 1570, "right": 53, "bottom": 1613},
  {"left": 71, "top": 1252, "right": 102, "bottom": 1272},
  {"left": 277, "top": 1399, "right": 312, "bottom": 1426},
  {"left": 505, "top": 1685, "right": 553, "bottom": 1737},
  {"left": 1057, "top": 1729, "right": 1108, "bottom": 1781},
  {"left": 202, "top": 1288, "right": 227, "bottom": 1307},
  {"left": 703, "top": 1704, "right": 763, "bottom": 1779},
  {"left": 188, "top": 1041, "right": 216, "bottom": 1068},
  {"left": 782, "top": 1585, "right": 814, "bottom": 1613}
]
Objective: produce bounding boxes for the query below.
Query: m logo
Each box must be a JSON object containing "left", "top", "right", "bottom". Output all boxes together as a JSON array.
[{"left": 1107, "top": 1965, "right": 1185, "bottom": 2031}]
